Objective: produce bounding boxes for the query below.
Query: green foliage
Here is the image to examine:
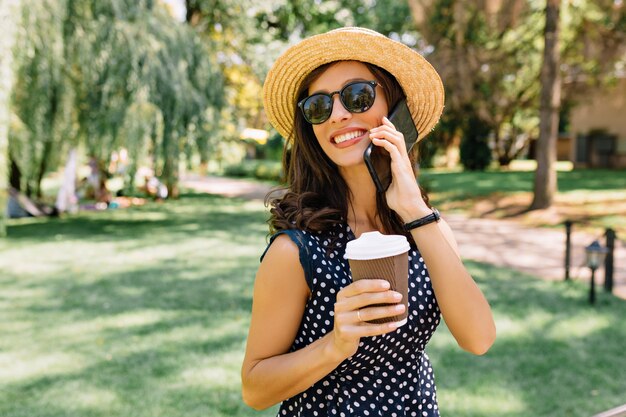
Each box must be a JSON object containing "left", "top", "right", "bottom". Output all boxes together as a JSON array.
[
  {"left": 0, "top": 0, "right": 22, "bottom": 236},
  {"left": 6, "top": 0, "right": 625, "bottom": 205},
  {"left": 417, "top": 136, "right": 439, "bottom": 168},
  {"left": 7, "top": 0, "right": 225, "bottom": 199},
  {"left": 423, "top": 0, "right": 545, "bottom": 166},
  {"left": 224, "top": 160, "right": 282, "bottom": 182},
  {"left": 561, "top": 0, "right": 626, "bottom": 100},
  {"left": 10, "top": 0, "right": 70, "bottom": 197},
  {"left": 264, "top": 132, "right": 285, "bottom": 162},
  {"left": 119, "top": 98, "right": 163, "bottom": 190},
  {"left": 460, "top": 113, "right": 492, "bottom": 171}
]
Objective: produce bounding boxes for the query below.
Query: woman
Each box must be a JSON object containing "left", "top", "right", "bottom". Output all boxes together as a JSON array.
[{"left": 241, "top": 27, "right": 496, "bottom": 417}]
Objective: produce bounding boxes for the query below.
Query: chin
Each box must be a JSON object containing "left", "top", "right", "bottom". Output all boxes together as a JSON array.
[{"left": 332, "top": 154, "right": 368, "bottom": 170}]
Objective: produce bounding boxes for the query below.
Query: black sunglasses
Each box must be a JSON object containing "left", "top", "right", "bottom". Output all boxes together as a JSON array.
[{"left": 298, "top": 80, "right": 380, "bottom": 125}]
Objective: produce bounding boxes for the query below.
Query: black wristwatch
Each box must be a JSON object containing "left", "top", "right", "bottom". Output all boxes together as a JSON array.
[{"left": 403, "top": 208, "right": 441, "bottom": 231}]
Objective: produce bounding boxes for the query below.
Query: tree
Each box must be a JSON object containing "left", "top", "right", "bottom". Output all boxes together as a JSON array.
[
  {"left": 0, "top": 0, "right": 23, "bottom": 236},
  {"left": 10, "top": 0, "right": 69, "bottom": 199},
  {"left": 560, "top": 0, "right": 626, "bottom": 109},
  {"left": 530, "top": 0, "right": 561, "bottom": 210},
  {"left": 7, "top": 0, "right": 225, "bottom": 202},
  {"left": 407, "top": 0, "right": 545, "bottom": 169}
]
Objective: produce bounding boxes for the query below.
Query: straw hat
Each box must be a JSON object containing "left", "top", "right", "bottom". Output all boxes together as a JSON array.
[{"left": 263, "top": 27, "right": 445, "bottom": 142}]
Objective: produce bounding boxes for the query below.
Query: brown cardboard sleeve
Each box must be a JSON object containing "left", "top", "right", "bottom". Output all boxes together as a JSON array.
[{"left": 349, "top": 252, "right": 408, "bottom": 324}]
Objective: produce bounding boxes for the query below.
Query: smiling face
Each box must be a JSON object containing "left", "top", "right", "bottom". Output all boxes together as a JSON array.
[{"left": 307, "top": 61, "right": 389, "bottom": 169}]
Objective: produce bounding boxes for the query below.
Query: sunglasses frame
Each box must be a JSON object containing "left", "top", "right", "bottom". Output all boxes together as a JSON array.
[{"left": 298, "top": 80, "right": 380, "bottom": 125}]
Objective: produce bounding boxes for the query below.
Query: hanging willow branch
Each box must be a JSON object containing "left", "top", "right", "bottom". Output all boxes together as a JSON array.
[{"left": 9, "top": 0, "right": 225, "bottom": 200}]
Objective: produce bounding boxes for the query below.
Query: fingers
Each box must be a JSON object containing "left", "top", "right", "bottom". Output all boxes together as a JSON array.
[
  {"left": 370, "top": 117, "right": 405, "bottom": 148},
  {"left": 338, "top": 318, "right": 407, "bottom": 339},
  {"left": 371, "top": 137, "right": 403, "bottom": 162},
  {"left": 336, "top": 306, "right": 406, "bottom": 337},
  {"left": 337, "top": 278, "right": 390, "bottom": 299},
  {"left": 357, "top": 303, "right": 406, "bottom": 323},
  {"left": 338, "top": 289, "right": 402, "bottom": 311},
  {"left": 331, "top": 280, "right": 407, "bottom": 358},
  {"left": 335, "top": 280, "right": 405, "bottom": 326},
  {"left": 369, "top": 118, "right": 410, "bottom": 165},
  {"left": 336, "top": 280, "right": 402, "bottom": 310},
  {"left": 382, "top": 116, "right": 396, "bottom": 130}
]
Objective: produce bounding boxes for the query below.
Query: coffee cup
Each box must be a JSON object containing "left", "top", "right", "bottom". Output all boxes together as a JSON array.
[{"left": 345, "top": 231, "right": 410, "bottom": 325}]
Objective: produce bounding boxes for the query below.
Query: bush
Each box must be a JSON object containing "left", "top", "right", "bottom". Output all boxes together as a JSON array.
[
  {"left": 223, "top": 160, "right": 282, "bottom": 182},
  {"left": 460, "top": 115, "right": 492, "bottom": 171},
  {"left": 265, "top": 133, "right": 286, "bottom": 161}
]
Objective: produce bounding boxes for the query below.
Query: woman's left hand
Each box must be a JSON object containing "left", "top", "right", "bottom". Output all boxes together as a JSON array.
[{"left": 369, "top": 116, "right": 430, "bottom": 221}]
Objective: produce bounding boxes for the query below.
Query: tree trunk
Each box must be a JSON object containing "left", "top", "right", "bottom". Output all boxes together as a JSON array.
[
  {"left": 160, "top": 123, "right": 179, "bottom": 199},
  {"left": 530, "top": 0, "right": 561, "bottom": 210},
  {"left": 0, "top": 0, "right": 22, "bottom": 236},
  {"left": 9, "top": 157, "right": 21, "bottom": 191},
  {"left": 35, "top": 137, "right": 53, "bottom": 199},
  {"left": 185, "top": 0, "right": 202, "bottom": 25}
]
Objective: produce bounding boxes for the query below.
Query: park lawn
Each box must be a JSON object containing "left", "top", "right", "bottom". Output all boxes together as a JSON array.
[
  {"left": 1, "top": 192, "right": 624, "bottom": 417},
  {"left": 217, "top": 164, "right": 626, "bottom": 235},
  {"left": 421, "top": 167, "right": 626, "bottom": 235}
]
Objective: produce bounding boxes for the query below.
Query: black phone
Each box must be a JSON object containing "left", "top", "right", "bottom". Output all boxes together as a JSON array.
[{"left": 364, "top": 98, "right": 419, "bottom": 193}]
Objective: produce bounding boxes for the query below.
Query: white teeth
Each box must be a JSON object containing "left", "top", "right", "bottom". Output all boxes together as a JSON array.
[{"left": 334, "top": 130, "right": 365, "bottom": 144}]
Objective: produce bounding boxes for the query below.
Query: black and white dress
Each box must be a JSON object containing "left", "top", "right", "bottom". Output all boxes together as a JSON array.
[{"left": 260, "top": 222, "right": 442, "bottom": 417}]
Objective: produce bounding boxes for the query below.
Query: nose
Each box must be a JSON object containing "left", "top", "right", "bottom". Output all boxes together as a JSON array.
[{"left": 327, "top": 94, "right": 351, "bottom": 124}]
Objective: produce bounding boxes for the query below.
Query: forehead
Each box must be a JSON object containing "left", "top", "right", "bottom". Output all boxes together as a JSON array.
[{"left": 309, "top": 61, "right": 375, "bottom": 93}]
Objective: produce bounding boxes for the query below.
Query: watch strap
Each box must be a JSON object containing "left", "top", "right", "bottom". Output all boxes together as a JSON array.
[{"left": 403, "top": 208, "right": 440, "bottom": 231}]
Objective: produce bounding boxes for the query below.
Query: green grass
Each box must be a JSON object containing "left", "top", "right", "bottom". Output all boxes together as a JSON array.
[
  {"left": 421, "top": 168, "right": 626, "bottom": 203},
  {"left": 1, "top": 192, "right": 625, "bottom": 417},
  {"left": 431, "top": 262, "right": 626, "bottom": 416},
  {"left": 420, "top": 167, "right": 626, "bottom": 234}
]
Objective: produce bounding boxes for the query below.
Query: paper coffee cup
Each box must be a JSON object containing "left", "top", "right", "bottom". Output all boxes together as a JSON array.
[{"left": 345, "top": 231, "right": 410, "bottom": 325}]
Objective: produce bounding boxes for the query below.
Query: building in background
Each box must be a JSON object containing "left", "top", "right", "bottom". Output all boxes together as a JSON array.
[{"left": 569, "top": 77, "right": 626, "bottom": 168}]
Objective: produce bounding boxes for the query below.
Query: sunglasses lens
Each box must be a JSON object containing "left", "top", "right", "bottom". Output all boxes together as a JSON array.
[
  {"left": 342, "top": 82, "right": 376, "bottom": 113},
  {"left": 302, "top": 94, "right": 332, "bottom": 124},
  {"left": 300, "top": 81, "right": 377, "bottom": 124}
]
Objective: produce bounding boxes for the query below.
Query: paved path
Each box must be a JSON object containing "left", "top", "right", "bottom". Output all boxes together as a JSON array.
[{"left": 182, "top": 174, "right": 626, "bottom": 300}]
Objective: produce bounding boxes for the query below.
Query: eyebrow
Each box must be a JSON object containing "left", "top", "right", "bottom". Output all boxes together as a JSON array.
[{"left": 309, "top": 78, "right": 371, "bottom": 95}]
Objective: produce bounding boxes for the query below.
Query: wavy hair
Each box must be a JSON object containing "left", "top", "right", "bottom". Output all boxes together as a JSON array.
[{"left": 266, "top": 61, "right": 430, "bottom": 246}]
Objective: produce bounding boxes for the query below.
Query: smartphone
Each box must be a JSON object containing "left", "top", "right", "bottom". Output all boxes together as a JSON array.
[{"left": 364, "top": 98, "right": 419, "bottom": 193}]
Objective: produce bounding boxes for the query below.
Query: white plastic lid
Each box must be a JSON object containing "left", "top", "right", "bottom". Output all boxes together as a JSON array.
[{"left": 344, "top": 231, "right": 410, "bottom": 260}]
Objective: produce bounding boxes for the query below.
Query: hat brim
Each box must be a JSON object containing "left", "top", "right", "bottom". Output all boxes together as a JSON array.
[{"left": 263, "top": 27, "right": 444, "bottom": 141}]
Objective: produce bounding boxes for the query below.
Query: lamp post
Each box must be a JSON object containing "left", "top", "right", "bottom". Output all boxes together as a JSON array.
[{"left": 585, "top": 240, "right": 608, "bottom": 304}]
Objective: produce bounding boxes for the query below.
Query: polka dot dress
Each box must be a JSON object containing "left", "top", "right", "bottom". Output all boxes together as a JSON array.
[{"left": 261, "top": 222, "right": 441, "bottom": 417}]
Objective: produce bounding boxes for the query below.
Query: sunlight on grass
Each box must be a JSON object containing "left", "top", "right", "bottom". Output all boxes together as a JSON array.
[
  {"left": 2, "top": 193, "right": 624, "bottom": 417},
  {"left": 180, "top": 349, "right": 245, "bottom": 389},
  {"left": 0, "top": 351, "right": 88, "bottom": 383},
  {"left": 421, "top": 168, "right": 626, "bottom": 233},
  {"left": 96, "top": 310, "right": 169, "bottom": 330},
  {"left": 547, "top": 314, "right": 611, "bottom": 340},
  {"left": 507, "top": 160, "right": 574, "bottom": 171},
  {"left": 441, "top": 386, "right": 526, "bottom": 414},
  {"left": 494, "top": 311, "right": 553, "bottom": 336},
  {"left": 181, "top": 366, "right": 233, "bottom": 388},
  {"left": 52, "top": 383, "right": 120, "bottom": 410}
]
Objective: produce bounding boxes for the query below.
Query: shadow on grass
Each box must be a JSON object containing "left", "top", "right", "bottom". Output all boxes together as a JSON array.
[
  {"left": 2, "top": 192, "right": 625, "bottom": 417},
  {"left": 430, "top": 260, "right": 626, "bottom": 417},
  {"left": 5, "top": 193, "right": 268, "bottom": 243},
  {"left": 422, "top": 168, "right": 626, "bottom": 205},
  {"left": 1, "top": 192, "right": 274, "bottom": 416},
  {"left": 1, "top": 245, "right": 266, "bottom": 416},
  {"left": 1, "top": 326, "right": 255, "bottom": 417}
]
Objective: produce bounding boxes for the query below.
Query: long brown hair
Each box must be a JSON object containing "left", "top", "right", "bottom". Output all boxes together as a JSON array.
[{"left": 266, "top": 61, "right": 429, "bottom": 246}]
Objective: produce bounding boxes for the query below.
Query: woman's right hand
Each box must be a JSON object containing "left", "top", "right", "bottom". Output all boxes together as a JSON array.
[{"left": 330, "top": 279, "right": 406, "bottom": 359}]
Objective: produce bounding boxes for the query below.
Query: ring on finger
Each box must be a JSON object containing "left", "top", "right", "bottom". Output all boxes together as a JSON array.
[{"left": 357, "top": 310, "right": 363, "bottom": 322}]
